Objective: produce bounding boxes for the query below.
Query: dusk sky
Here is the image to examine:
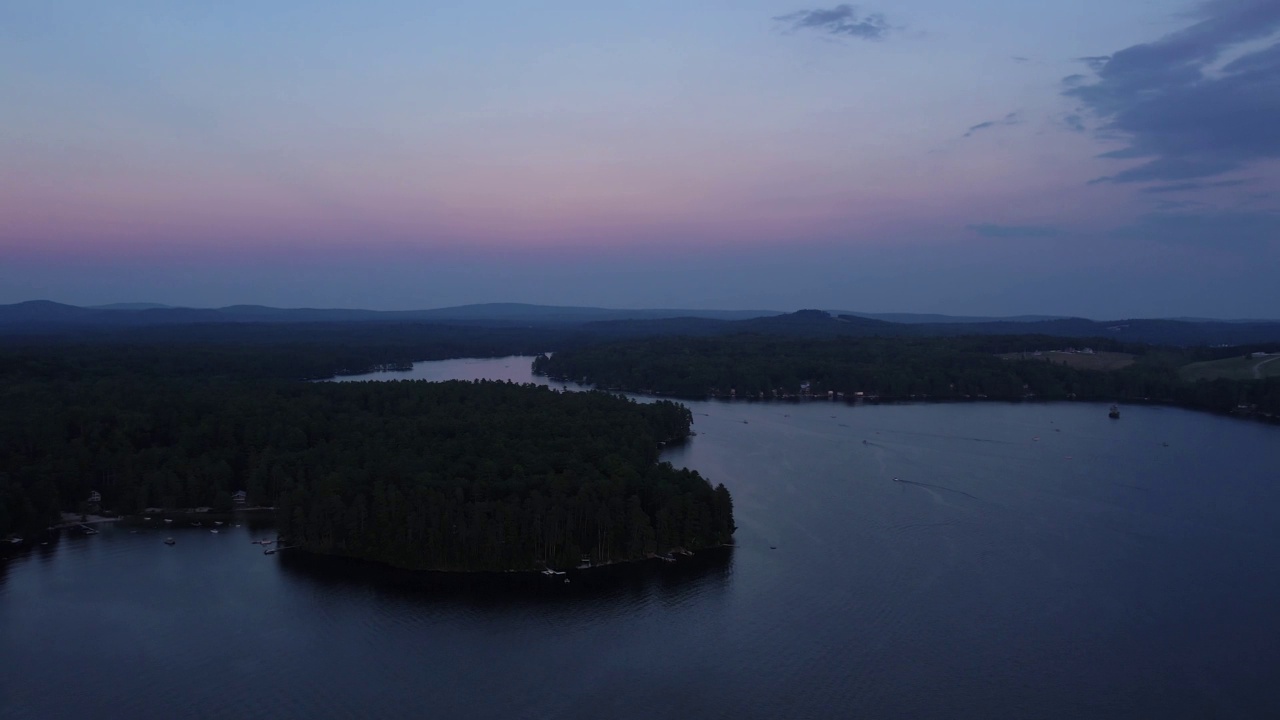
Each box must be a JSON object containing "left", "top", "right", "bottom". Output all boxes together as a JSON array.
[{"left": 2, "top": 0, "right": 1278, "bottom": 317}]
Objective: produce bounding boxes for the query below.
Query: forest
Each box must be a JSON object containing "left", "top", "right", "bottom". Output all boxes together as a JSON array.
[
  {"left": 533, "top": 334, "right": 1280, "bottom": 417},
  {"left": 0, "top": 342, "right": 735, "bottom": 569},
  {"left": 0, "top": 321, "right": 566, "bottom": 381},
  {"left": 7, "top": 322, "right": 1277, "bottom": 560}
]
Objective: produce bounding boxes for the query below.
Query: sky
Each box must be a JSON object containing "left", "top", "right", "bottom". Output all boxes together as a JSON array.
[{"left": 2, "top": 0, "right": 1278, "bottom": 318}]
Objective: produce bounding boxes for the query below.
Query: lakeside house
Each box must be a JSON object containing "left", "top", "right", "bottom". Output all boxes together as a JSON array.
[{"left": 232, "top": 490, "right": 248, "bottom": 507}]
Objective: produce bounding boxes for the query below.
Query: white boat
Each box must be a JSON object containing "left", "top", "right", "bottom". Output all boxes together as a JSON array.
[
  {"left": 164, "top": 519, "right": 173, "bottom": 524},
  {"left": 210, "top": 529, "right": 219, "bottom": 534},
  {"left": 164, "top": 538, "right": 176, "bottom": 545}
]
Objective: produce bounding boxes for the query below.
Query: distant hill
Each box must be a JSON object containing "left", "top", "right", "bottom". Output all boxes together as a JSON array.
[
  {"left": 833, "top": 311, "right": 1069, "bottom": 324},
  {"left": 3, "top": 301, "right": 1279, "bottom": 346},
  {"left": 575, "top": 310, "right": 1280, "bottom": 347},
  {"left": 397, "top": 303, "right": 780, "bottom": 324},
  {"left": 0, "top": 300, "right": 98, "bottom": 323},
  {"left": 0, "top": 300, "right": 781, "bottom": 331}
]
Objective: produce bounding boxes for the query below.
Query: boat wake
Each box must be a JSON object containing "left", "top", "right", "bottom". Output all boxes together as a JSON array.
[
  {"left": 892, "top": 477, "right": 981, "bottom": 500},
  {"left": 886, "top": 521, "right": 962, "bottom": 533}
]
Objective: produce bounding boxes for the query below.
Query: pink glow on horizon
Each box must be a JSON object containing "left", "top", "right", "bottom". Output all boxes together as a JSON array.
[{"left": 2, "top": 146, "right": 1130, "bottom": 262}]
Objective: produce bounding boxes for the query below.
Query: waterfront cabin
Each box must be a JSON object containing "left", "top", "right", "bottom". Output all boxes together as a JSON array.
[{"left": 232, "top": 490, "right": 248, "bottom": 507}]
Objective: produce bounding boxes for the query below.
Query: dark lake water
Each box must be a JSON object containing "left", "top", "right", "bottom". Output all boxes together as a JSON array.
[{"left": 4, "top": 357, "right": 1280, "bottom": 719}]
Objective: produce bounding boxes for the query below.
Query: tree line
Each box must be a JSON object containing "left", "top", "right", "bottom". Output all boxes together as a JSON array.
[{"left": 533, "top": 334, "right": 1280, "bottom": 417}]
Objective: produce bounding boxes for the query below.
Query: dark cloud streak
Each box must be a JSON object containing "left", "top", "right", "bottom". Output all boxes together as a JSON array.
[
  {"left": 774, "top": 4, "right": 891, "bottom": 40},
  {"left": 963, "top": 112, "right": 1020, "bottom": 138}
]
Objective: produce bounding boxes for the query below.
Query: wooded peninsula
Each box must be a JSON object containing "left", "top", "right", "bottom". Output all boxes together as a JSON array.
[{"left": 0, "top": 341, "right": 734, "bottom": 569}]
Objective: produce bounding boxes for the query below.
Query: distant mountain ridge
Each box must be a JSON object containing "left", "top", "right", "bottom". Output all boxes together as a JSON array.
[
  {"left": 0, "top": 300, "right": 782, "bottom": 328},
  {"left": 578, "top": 310, "right": 1280, "bottom": 347},
  {"left": 833, "top": 311, "right": 1070, "bottom": 324},
  {"left": 2, "top": 301, "right": 1278, "bottom": 346}
]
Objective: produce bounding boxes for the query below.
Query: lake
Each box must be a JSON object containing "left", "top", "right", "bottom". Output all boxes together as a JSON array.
[{"left": 3, "top": 356, "right": 1279, "bottom": 719}]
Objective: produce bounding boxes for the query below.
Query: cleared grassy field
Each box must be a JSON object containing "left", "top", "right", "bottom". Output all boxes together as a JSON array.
[
  {"left": 1180, "top": 354, "right": 1280, "bottom": 381},
  {"left": 999, "top": 351, "right": 1136, "bottom": 371}
]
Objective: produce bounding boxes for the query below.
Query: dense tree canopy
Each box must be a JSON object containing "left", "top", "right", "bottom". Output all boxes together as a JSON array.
[{"left": 0, "top": 344, "right": 734, "bottom": 569}]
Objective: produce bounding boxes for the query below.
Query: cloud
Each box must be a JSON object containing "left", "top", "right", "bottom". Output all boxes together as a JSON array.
[
  {"left": 1065, "top": 0, "right": 1280, "bottom": 185},
  {"left": 967, "top": 223, "right": 1061, "bottom": 239},
  {"left": 963, "top": 112, "right": 1020, "bottom": 138},
  {"left": 1063, "top": 114, "right": 1086, "bottom": 132},
  {"left": 774, "top": 5, "right": 891, "bottom": 40},
  {"left": 1012, "top": 56, "right": 1031, "bottom": 64},
  {"left": 1141, "top": 179, "right": 1252, "bottom": 193}
]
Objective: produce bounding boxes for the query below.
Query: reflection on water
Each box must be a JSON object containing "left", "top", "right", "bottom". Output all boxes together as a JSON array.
[
  {"left": 331, "top": 356, "right": 558, "bottom": 385},
  {"left": 275, "top": 546, "right": 735, "bottom": 608},
  {"left": 4, "top": 356, "right": 1280, "bottom": 719}
]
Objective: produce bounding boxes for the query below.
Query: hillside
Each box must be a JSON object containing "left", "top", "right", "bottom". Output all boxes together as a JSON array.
[
  {"left": 0, "top": 300, "right": 780, "bottom": 330},
  {"left": 4, "top": 302, "right": 1280, "bottom": 346}
]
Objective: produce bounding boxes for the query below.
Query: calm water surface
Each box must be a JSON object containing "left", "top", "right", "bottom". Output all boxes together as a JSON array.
[{"left": 4, "top": 357, "right": 1279, "bottom": 719}]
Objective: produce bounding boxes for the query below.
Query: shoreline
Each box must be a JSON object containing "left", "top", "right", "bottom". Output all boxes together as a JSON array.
[
  {"left": 538, "top": 376, "right": 1280, "bottom": 424},
  {"left": 274, "top": 544, "right": 735, "bottom": 595},
  {"left": 47, "top": 514, "right": 124, "bottom": 530},
  {"left": 277, "top": 542, "right": 735, "bottom": 580}
]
